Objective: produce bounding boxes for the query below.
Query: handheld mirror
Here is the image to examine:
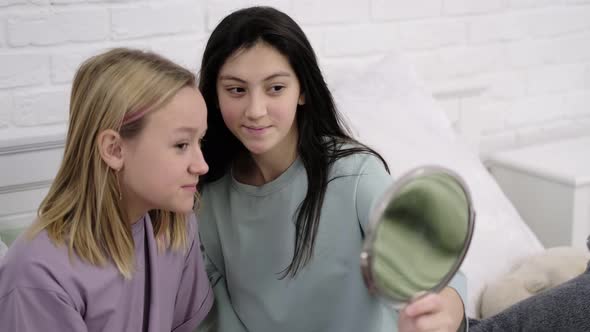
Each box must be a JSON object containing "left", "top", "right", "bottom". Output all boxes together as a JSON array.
[{"left": 360, "top": 166, "right": 475, "bottom": 309}]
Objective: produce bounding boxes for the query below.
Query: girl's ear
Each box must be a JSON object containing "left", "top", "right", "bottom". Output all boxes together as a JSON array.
[
  {"left": 298, "top": 93, "right": 305, "bottom": 106},
  {"left": 97, "top": 129, "right": 124, "bottom": 171}
]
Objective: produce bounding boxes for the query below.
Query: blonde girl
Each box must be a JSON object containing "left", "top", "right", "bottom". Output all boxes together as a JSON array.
[{"left": 0, "top": 48, "right": 212, "bottom": 332}]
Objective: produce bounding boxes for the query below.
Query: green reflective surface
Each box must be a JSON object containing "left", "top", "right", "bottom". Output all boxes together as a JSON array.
[{"left": 371, "top": 173, "right": 469, "bottom": 301}]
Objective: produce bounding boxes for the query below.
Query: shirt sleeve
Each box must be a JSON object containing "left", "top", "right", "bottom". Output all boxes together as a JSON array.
[
  {"left": 354, "top": 154, "right": 394, "bottom": 234},
  {"left": 448, "top": 270, "right": 467, "bottom": 302},
  {"left": 0, "top": 287, "right": 87, "bottom": 332},
  {"left": 171, "top": 215, "right": 214, "bottom": 332},
  {"left": 448, "top": 270, "right": 468, "bottom": 331}
]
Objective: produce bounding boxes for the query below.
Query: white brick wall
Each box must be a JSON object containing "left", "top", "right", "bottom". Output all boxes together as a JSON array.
[
  {"left": 0, "top": 53, "right": 49, "bottom": 88},
  {"left": 110, "top": 3, "right": 204, "bottom": 40},
  {"left": 1, "top": 0, "right": 589, "bottom": 156},
  {"left": 293, "top": 0, "right": 370, "bottom": 24},
  {"left": 12, "top": 88, "right": 69, "bottom": 127},
  {"left": 0, "top": 93, "right": 12, "bottom": 128},
  {"left": 7, "top": 8, "right": 109, "bottom": 46},
  {"left": 371, "top": 0, "right": 442, "bottom": 20},
  {"left": 444, "top": 0, "right": 506, "bottom": 15}
]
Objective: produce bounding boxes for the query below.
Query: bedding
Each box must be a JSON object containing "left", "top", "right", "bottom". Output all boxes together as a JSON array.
[{"left": 329, "top": 52, "right": 545, "bottom": 317}]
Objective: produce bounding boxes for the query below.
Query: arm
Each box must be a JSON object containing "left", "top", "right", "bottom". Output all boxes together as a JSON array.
[
  {"left": 0, "top": 236, "right": 88, "bottom": 332},
  {"left": 196, "top": 253, "right": 247, "bottom": 332},
  {"left": 399, "top": 285, "right": 466, "bottom": 332},
  {"left": 448, "top": 271, "right": 469, "bottom": 331},
  {"left": 196, "top": 191, "right": 247, "bottom": 332},
  {"left": 354, "top": 154, "right": 393, "bottom": 234},
  {"left": 353, "top": 156, "right": 468, "bottom": 331},
  {"left": 0, "top": 287, "right": 88, "bottom": 332}
]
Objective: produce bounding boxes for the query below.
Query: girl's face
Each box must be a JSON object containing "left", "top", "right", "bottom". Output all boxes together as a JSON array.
[
  {"left": 120, "top": 86, "right": 209, "bottom": 220},
  {"left": 216, "top": 42, "right": 304, "bottom": 158}
]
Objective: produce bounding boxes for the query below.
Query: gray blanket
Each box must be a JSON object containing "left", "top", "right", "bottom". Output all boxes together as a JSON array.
[{"left": 469, "top": 261, "right": 590, "bottom": 331}]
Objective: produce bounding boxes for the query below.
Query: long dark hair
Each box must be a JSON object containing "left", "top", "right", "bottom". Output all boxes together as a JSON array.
[{"left": 199, "top": 6, "right": 389, "bottom": 278}]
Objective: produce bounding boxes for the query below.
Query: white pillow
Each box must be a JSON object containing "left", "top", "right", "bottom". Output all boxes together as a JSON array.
[{"left": 330, "top": 53, "right": 544, "bottom": 318}]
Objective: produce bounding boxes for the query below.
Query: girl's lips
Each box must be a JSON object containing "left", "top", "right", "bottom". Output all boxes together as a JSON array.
[
  {"left": 243, "top": 125, "right": 270, "bottom": 135},
  {"left": 182, "top": 184, "right": 197, "bottom": 193}
]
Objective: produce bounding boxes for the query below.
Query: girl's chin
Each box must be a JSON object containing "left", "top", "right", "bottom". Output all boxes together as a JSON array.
[
  {"left": 170, "top": 201, "right": 196, "bottom": 214},
  {"left": 242, "top": 141, "right": 272, "bottom": 155},
  {"left": 172, "top": 207, "right": 193, "bottom": 215}
]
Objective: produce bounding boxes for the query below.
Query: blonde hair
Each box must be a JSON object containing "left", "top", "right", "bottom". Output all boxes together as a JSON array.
[{"left": 29, "top": 48, "right": 197, "bottom": 278}]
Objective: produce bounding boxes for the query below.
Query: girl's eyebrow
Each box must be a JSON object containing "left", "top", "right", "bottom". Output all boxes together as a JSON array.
[
  {"left": 218, "top": 71, "right": 292, "bottom": 83},
  {"left": 219, "top": 75, "right": 246, "bottom": 83},
  {"left": 173, "top": 126, "right": 206, "bottom": 135},
  {"left": 174, "top": 126, "right": 197, "bottom": 133},
  {"left": 263, "top": 72, "right": 292, "bottom": 81}
]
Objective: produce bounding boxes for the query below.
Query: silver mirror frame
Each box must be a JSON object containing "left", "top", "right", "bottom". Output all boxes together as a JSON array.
[{"left": 360, "top": 165, "right": 476, "bottom": 308}]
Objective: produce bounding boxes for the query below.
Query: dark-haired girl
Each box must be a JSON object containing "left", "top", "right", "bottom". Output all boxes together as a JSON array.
[{"left": 197, "top": 6, "right": 467, "bottom": 332}]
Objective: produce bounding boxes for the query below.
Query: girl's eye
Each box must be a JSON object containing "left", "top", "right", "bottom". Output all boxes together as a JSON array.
[
  {"left": 227, "top": 87, "right": 246, "bottom": 94},
  {"left": 176, "top": 143, "right": 189, "bottom": 151},
  {"left": 270, "top": 85, "right": 285, "bottom": 93}
]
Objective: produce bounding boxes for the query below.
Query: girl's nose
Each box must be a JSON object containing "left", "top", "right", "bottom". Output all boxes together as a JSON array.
[
  {"left": 245, "top": 92, "right": 267, "bottom": 120},
  {"left": 189, "top": 148, "right": 209, "bottom": 176}
]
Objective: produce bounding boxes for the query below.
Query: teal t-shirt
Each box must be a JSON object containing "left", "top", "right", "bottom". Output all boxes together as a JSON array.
[{"left": 198, "top": 153, "right": 467, "bottom": 332}]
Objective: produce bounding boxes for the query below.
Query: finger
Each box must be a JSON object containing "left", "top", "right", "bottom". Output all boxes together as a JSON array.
[
  {"left": 404, "top": 293, "right": 443, "bottom": 317},
  {"left": 398, "top": 313, "right": 439, "bottom": 332},
  {"left": 413, "top": 312, "right": 454, "bottom": 332}
]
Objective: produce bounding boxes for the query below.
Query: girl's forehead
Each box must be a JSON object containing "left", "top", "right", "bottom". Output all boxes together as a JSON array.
[
  {"left": 224, "top": 43, "right": 290, "bottom": 69},
  {"left": 219, "top": 45, "right": 296, "bottom": 82},
  {"left": 143, "top": 87, "right": 206, "bottom": 131}
]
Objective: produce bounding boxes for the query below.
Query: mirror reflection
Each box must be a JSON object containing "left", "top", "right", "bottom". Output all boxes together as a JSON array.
[{"left": 362, "top": 168, "right": 474, "bottom": 307}]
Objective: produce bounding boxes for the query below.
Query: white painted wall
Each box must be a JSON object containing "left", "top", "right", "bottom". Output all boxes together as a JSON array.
[{"left": 1, "top": 0, "right": 589, "bottom": 152}]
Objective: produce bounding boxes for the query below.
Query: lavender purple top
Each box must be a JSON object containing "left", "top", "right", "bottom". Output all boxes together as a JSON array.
[{"left": 0, "top": 213, "right": 213, "bottom": 332}]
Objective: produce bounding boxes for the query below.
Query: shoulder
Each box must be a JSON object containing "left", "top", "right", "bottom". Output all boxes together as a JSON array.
[
  {"left": 174, "top": 213, "right": 204, "bottom": 267},
  {"left": 330, "top": 146, "right": 389, "bottom": 178},
  {"left": 2, "top": 228, "right": 70, "bottom": 274}
]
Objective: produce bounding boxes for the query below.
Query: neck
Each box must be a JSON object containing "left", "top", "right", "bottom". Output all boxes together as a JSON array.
[
  {"left": 128, "top": 210, "right": 146, "bottom": 225},
  {"left": 237, "top": 133, "right": 298, "bottom": 186},
  {"left": 120, "top": 193, "right": 148, "bottom": 225},
  {"left": 252, "top": 149, "right": 298, "bottom": 184}
]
